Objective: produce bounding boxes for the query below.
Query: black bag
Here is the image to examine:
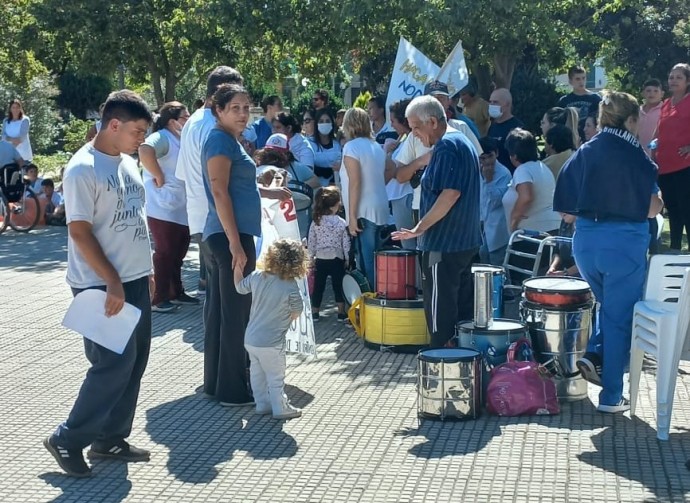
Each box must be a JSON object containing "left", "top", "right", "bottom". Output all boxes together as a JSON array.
[{"left": 1, "top": 163, "right": 25, "bottom": 203}]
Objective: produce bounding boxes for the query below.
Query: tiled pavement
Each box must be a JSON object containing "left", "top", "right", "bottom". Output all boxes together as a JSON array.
[{"left": 1, "top": 226, "right": 690, "bottom": 503}]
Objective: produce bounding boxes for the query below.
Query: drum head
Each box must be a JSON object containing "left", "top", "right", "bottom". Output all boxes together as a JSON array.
[
  {"left": 471, "top": 264, "right": 504, "bottom": 275},
  {"left": 376, "top": 249, "right": 417, "bottom": 257},
  {"left": 418, "top": 348, "right": 480, "bottom": 363},
  {"left": 342, "top": 271, "right": 371, "bottom": 305},
  {"left": 523, "top": 276, "right": 590, "bottom": 294},
  {"left": 287, "top": 181, "right": 313, "bottom": 211},
  {"left": 456, "top": 319, "right": 526, "bottom": 335}
]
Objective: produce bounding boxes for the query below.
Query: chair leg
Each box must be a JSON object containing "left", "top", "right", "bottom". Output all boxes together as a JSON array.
[
  {"left": 629, "top": 338, "right": 645, "bottom": 416},
  {"left": 655, "top": 328, "right": 683, "bottom": 441}
]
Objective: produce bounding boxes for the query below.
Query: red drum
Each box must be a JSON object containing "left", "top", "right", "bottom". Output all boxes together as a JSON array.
[
  {"left": 522, "top": 277, "right": 592, "bottom": 307},
  {"left": 376, "top": 249, "right": 417, "bottom": 300}
]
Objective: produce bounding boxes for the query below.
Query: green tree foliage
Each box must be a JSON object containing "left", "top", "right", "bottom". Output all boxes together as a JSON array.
[
  {"left": 31, "top": 0, "right": 240, "bottom": 106},
  {"left": 511, "top": 64, "right": 563, "bottom": 136},
  {"left": 61, "top": 117, "right": 92, "bottom": 154},
  {"left": 57, "top": 73, "right": 113, "bottom": 119},
  {"left": 593, "top": 0, "right": 690, "bottom": 93},
  {"left": 353, "top": 91, "right": 373, "bottom": 110}
]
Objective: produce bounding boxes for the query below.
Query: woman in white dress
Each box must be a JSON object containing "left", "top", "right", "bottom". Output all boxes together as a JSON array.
[{"left": 2, "top": 99, "right": 32, "bottom": 162}]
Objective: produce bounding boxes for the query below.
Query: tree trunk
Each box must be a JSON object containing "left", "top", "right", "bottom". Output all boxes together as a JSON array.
[
  {"left": 473, "top": 62, "right": 493, "bottom": 100},
  {"left": 165, "top": 67, "right": 176, "bottom": 103},
  {"left": 148, "top": 54, "right": 164, "bottom": 107},
  {"left": 493, "top": 54, "right": 516, "bottom": 90}
]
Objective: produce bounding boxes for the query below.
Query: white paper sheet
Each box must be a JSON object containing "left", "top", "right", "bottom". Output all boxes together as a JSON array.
[{"left": 62, "top": 289, "right": 142, "bottom": 354}]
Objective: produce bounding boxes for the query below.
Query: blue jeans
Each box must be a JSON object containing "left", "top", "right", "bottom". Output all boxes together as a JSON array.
[
  {"left": 573, "top": 219, "right": 648, "bottom": 406},
  {"left": 355, "top": 218, "right": 379, "bottom": 287}
]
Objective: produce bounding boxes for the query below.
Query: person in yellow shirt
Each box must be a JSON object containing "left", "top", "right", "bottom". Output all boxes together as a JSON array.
[{"left": 459, "top": 85, "right": 490, "bottom": 136}]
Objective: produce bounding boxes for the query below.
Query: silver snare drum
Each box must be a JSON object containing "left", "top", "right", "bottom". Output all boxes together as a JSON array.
[
  {"left": 520, "top": 300, "right": 593, "bottom": 401},
  {"left": 417, "top": 348, "right": 482, "bottom": 421}
]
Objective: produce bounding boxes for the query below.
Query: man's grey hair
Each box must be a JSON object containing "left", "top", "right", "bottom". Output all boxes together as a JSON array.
[{"left": 405, "top": 95, "right": 447, "bottom": 124}]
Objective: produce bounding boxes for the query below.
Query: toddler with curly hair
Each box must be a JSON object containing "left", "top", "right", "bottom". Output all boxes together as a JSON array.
[{"left": 234, "top": 238, "right": 309, "bottom": 419}]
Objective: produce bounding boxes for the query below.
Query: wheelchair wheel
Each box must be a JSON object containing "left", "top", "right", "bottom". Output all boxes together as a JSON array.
[
  {"left": 0, "top": 193, "right": 8, "bottom": 234},
  {"left": 8, "top": 187, "right": 40, "bottom": 232}
]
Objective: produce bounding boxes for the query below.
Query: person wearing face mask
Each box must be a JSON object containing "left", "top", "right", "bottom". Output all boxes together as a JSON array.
[
  {"left": 308, "top": 108, "right": 342, "bottom": 186},
  {"left": 139, "top": 101, "right": 196, "bottom": 313},
  {"left": 487, "top": 88, "right": 524, "bottom": 172},
  {"left": 554, "top": 90, "right": 663, "bottom": 413}
]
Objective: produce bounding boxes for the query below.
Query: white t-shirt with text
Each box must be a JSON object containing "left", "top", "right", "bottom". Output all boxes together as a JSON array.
[{"left": 63, "top": 143, "right": 152, "bottom": 288}]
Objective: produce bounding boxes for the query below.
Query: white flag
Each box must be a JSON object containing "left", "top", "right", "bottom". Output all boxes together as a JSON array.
[
  {"left": 435, "top": 40, "right": 469, "bottom": 97},
  {"left": 385, "top": 37, "right": 440, "bottom": 123}
]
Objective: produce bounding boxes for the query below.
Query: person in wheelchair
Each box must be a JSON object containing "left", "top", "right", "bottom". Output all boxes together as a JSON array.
[{"left": 0, "top": 138, "right": 25, "bottom": 170}]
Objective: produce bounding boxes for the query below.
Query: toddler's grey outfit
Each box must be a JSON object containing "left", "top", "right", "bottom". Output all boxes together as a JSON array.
[{"left": 236, "top": 271, "right": 303, "bottom": 417}]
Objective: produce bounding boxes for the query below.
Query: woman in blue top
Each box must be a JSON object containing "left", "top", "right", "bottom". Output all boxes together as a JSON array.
[
  {"left": 554, "top": 91, "right": 664, "bottom": 413},
  {"left": 200, "top": 83, "right": 291, "bottom": 407}
]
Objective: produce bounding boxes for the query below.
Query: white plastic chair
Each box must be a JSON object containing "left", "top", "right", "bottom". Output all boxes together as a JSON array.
[
  {"left": 629, "top": 264, "right": 690, "bottom": 440},
  {"left": 642, "top": 254, "right": 690, "bottom": 302}
]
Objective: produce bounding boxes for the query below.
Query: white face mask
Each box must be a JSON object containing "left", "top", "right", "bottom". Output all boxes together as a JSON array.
[
  {"left": 488, "top": 104, "right": 502, "bottom": 119},
  {"left": 318, "top": 123, "right": 333, "bottom": 135}
]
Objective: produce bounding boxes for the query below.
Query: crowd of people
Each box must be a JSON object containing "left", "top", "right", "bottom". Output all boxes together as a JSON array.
[{"left": 33, "top": 60, "right": 690, "bottom": 478}]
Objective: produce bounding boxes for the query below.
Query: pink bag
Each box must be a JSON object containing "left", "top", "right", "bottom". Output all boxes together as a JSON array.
[{"left": 486, "top": 338, "right": 560, "bottom": 416}]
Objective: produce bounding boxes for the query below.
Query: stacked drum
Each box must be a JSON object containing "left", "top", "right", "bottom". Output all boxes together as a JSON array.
[
  {"left": 346, "top": 249, "right": 429, "bottom": 351},
  {"left": 519, "top": 277, "right": 593, "bottom": 402},
  {"left": 454, "top": 265, "right": 528, "bottom": 393}
]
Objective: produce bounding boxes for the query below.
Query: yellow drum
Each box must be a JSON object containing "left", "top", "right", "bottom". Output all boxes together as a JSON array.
[{"left": 349, "top": 293, "right": 429, "bottom": 351}]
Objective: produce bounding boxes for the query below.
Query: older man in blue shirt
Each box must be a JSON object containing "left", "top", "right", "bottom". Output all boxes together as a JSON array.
[{"left": 392, "top": 96, "right": 481, "bottom": 348}]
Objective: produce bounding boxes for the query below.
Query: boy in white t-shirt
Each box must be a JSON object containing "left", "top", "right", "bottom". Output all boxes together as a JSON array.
[{"left": 44, "top": 90, "right": 154, "bottom": 478}]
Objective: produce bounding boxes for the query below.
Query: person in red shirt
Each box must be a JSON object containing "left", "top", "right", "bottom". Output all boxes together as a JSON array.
[{"left": 656, "top": 63, "right": 690, "bottom": 251}]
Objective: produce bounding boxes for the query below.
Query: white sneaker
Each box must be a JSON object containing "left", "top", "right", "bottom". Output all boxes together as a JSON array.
[
  {"left": 273, "top": 404, "right": 302, "bottom": 420},
  {"left": 597, "top": 398, "right": 630, "bottom": 414}
]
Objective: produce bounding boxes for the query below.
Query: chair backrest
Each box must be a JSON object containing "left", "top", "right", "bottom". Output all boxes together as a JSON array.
[
  {"left": 676, "top": 268, "right": 690, "bottom": 358},
  {"left": 644, "top": 254, "right": 690, "bottom": 302}
]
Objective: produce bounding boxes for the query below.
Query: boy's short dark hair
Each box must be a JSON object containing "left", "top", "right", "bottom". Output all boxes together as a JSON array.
[
  {"left": 41, "top": 178, "right": 55, "bottom": 188},
  {"left": 26, "top": 163, "right": 38, "bottom": 173},
  {"left": 101, "top": 90, "right": 152, "bottom": 127},
  {"left": 568, "top": 66, "right": 586, "bottom": 79},
  {"left": 505, "top": 128, "right": 539, "bottom": 163},
  {"left": 206, "top": 66, "right": 243, "bottom": 99},
  {"left": 643, "top": 78, "right": 663, "bottom": 89}
]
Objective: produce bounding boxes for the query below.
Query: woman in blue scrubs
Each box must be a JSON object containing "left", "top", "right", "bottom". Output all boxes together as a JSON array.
[{"left": 554, "top": 91, "right": 664, "bottom": 413}]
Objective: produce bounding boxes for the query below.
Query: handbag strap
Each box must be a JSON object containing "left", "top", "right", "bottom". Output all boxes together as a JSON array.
[{"left": 507, "top": 337, "right": 533, "bottom": 362}]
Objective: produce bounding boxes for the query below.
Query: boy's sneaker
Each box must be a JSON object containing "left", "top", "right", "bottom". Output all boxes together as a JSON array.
[
  {"left": 171, "top": 292, "right": 200, "bottom": 305},
  {"left": 337, "top": 313, "right": 348, "bottom": 322},
  {"left": 576, "top": 352, "right": 603, "bottom": 387},
  {"left": 255, "top": 406, "right": 272, "bottom": 415},
  {"left": 273, "top": 404, "right": 302, "bottom": 420},
  {"left": 87, "top": 440, "right": 150, "bottom": 462},
  {"left": 597, "top": 398, "right": 630, "bottom": 414},
  {"left": 43, "top": 437, "right": 92, "bottom": 478},
  {"left": 152, "top": 301, "right": 176, "bottom": 313}
]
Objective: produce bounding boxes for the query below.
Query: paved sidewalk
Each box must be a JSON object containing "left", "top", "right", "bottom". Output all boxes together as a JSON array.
[{"left": 1, "top": 226, "right": 689, "bottom": 503}]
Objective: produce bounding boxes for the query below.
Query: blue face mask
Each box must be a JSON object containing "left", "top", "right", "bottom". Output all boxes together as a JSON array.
[{"left": 318, "top": 123, "right": 333, "bottom": 135}]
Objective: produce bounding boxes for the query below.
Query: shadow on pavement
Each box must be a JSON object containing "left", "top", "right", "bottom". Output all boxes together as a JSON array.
[
  {"left": 578, "top": 416, "right": 690, "bottom": 502},
  {"left": 0, "top": 227, "right": 67, "bottom": 273},
  {"left": 39, "top": 463, "right": 131, "bottom": 503},
  {"left": 146, "top": 392, "right": 300, "bottom": 483}
]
